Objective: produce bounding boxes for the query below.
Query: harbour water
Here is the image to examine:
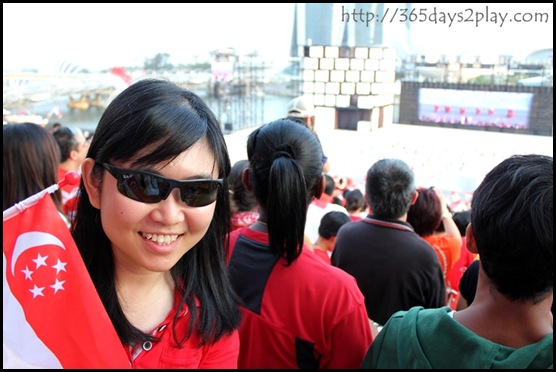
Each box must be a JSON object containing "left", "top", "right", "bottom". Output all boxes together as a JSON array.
[{"left": 24, "top": 94, "right": 292, "bottom": 134}]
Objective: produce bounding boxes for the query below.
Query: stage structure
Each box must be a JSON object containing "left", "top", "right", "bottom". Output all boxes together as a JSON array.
[
  {"left": 298, "top": 45, "right": 399, "bottom": 131},
  {"left": 210, "top": 48, "right": 266, "bottom": 133}
]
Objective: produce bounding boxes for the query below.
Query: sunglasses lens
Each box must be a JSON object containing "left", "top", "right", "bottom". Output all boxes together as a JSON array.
[
  {"left": 180, "top": 181, "right": 221, "bottom": 207},
  {"left": 106, "top": 163, "right": 221, "bottom": 207},
  {"left": 118, "top": 173, "right": 168, "bottom": 203}
]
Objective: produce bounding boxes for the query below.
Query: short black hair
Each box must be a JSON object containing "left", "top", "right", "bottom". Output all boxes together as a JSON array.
[
  {"left": 318, "top": 211, "right": 351, "bottom": 239},
  {"left": 471, "top": 154, "right": 552, "bottom": 303}
]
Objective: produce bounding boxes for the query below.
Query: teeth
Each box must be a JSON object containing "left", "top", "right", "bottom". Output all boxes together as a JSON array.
[{"left": 142, "top": 233, "right": 178, "bottom": 245}]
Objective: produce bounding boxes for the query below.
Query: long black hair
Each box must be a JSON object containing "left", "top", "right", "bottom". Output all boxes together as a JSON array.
[
  {"left": 71, "top": 78, "right": 241, "bottom": 347},
  {"left": 247, "top": 118, "right": 323, "bottom": 265}
]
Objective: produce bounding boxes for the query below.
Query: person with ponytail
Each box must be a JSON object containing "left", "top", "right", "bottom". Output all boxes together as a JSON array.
[{"left": 227, "top": 118, "right": 373, "bottom": 369}]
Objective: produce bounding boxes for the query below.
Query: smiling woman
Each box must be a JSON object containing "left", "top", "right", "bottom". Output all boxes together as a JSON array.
[{"left": 71, "top": 78, "right": 242, "bottom": 368}]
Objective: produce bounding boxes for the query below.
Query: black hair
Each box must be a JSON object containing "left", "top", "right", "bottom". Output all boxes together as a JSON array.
[
  {"left": 52, "top": 126, "right": 80, "bottom": 162},
  {"left": 247, "top": 118, "right": 323, "bottom": 265},
  {"left": 318, "top": 211, "right": 351, "bottom": 239},
  {"left": 471, "top": 154, "right": 552, "bottom": 303},
  {"left": 452, "top": 210, "right": 471, "bottom": 237},
  {"left": 365, "top": 158, "right": 416, "bottom": 219},
  {"left": 71, "top": 78, "right": 241, "bottom": 347}
]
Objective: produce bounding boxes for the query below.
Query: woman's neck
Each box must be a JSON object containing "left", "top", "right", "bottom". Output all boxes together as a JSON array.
[{"left": 115, "top": 270, "right": 175, "bottom": 333}]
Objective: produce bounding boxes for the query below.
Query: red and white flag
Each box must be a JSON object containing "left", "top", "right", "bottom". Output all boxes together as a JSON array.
[{"left": 3, "top": 192, "right": 130, "bottom": 368}]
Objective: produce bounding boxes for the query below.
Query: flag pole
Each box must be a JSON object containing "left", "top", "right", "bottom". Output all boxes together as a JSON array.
[{"left": 3, "top": 171, "right": 80, "bottom": 221}]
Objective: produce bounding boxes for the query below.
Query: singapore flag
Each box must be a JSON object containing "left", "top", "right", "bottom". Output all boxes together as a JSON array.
[{"left": 3, "top": 193, "right": 130, "bottom": 368}]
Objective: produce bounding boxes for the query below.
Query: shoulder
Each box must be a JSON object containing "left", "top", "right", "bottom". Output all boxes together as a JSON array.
[
  {"left": 298, "top": 250, "right": 366, "bottom": 302},
  {"left": 428, "top": 234, "right": 461, "bottom": 249},
  {"left": 336, "top": 219, "right": 363, "bottom": 235},
  {"left": 382, "top": 306, "right": 452, "bottom": 332}
]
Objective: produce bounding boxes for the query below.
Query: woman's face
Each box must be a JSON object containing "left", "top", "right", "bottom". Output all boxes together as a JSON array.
[{"left": 84, "top": 138, "right": 219, "bottom": 275}]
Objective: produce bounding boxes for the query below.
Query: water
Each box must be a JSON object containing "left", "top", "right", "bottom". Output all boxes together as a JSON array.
[{"left": 25, "top": 94, "right": 292, "bottom": 134}]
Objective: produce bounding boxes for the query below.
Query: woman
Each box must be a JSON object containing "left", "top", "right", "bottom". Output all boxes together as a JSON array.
[
  {"left": 227, "top": 119, "right": 373, "bottom": 368},
  {"left": 3, "top": 123, "right": 69, "bottom": 226},
  {"left": 72, "top": 78, "right": 241, "bottom": 368},
  {"left": 407, "top": 186, "right": 462, "bottom": 305}
]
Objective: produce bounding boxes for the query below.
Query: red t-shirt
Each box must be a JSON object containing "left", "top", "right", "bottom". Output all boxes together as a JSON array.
[
  {"left": 227, "top": 227, "right": 373, "bottom": 368},
  {"left": 312, "top": 247, "right": 331, "bottom": 264},
  {"left": 126, "top": 291, "right": 240, "bottom": 368},
  {"left": 422, "top": 234, "right": 462, "bottom": 288}
]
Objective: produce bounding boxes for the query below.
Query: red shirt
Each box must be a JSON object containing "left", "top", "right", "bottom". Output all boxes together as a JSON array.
[
  {"left": 448, "top": 237, "right": 478, "bottom": 293},
  {"left": 422, "top": 234, "right": 462, "bottom": 288},
  {"left": 126, "top": 291, "right": 240, "bottom": 368},
  {"left": 227, "top": 227, "right": 373, "bottom": 368},
  {"left": 312, "top": 247, "right": 331, "bottom": 264}
]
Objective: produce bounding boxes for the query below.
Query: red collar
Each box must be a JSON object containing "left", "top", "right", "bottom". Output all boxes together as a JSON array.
[{"left": 363, "top": 217, "right": 414, "bottom": 232}]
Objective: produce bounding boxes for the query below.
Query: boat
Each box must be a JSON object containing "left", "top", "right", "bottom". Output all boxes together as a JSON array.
[{"left": 68, "top": 95, "right": 90, "bottom": 110}]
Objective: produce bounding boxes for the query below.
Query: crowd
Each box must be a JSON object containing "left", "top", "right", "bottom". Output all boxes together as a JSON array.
[{"left": 3, "top": 78, "right": 552, "bottom": 369}]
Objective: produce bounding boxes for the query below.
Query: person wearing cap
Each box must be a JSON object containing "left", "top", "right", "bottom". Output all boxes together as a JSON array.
[{"left": 286, "top": 96, "right": 330, "bottom": 173}]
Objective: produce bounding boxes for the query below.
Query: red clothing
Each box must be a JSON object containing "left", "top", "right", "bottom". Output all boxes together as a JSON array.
[
  {"left": 230, "top": 211, "right": 259, "bottom": 231},
  {"left": 422, "top": 234, "right": 461, "bottom": 288},
  {"left": 311, "top": 193, "right": 334, "bottom": 209},
  {"left": 58, "top": 168, "right": 80, "bottom": 222},
  {"left": 312, "top": 247, "right": 331, "bottom": 264},
  {"left": 448, "top": 237, "right": 478, "bottom": 293},
  {"left": 126, "top": 291, "right": 240, "bottom": 368},
  {"left": 227, "top": 227, "right": 373, "bottom": 369}
]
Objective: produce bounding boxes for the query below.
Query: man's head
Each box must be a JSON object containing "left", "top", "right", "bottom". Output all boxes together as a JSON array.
[
  {"left": 52, "top": 126, "right": 88, "bottom": 169},
  {"left": 365, "top": 158, "right": 416, "bottom": 220},
  {"left": 287, "top": 96, "right": 316, "bottom": 131},
  {"left": 469, "top": 154, "right": 553, "bottom": 303}
]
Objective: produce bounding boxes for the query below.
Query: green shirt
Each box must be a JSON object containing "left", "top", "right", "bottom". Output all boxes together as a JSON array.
[{"left": 362, "top": 306, "right": 553, "bottom": 369}]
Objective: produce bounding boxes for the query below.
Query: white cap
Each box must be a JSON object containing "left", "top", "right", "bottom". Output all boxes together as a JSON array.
[{"left": 287, "top": 96, "right": 315, "bottom": 118}]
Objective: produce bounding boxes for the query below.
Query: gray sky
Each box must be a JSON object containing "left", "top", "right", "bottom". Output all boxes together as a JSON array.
[{"left": 3, "top": 3, "right": 552, "bottom": 72}]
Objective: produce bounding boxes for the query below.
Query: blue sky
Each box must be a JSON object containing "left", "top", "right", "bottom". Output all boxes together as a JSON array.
[{"left": 3, "top": 3, "right": 552, "bottom": 72}]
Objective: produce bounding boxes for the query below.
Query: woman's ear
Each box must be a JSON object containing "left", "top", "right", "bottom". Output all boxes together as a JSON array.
[
  {"left": 81, "top": 158, "right": 101, "bottom": 209},
  {"left": 465, "top": 223, "right": 479, "bottom": 254}
]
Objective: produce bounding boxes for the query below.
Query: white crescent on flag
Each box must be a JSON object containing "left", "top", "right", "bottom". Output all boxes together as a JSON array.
[{"left": 10, "top": 232, "right": 65, "bottom": 276}]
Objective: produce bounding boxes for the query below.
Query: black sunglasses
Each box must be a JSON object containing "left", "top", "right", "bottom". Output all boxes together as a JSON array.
[{"left": 101, "top": 163, "right": 223, "bottom": 207}]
